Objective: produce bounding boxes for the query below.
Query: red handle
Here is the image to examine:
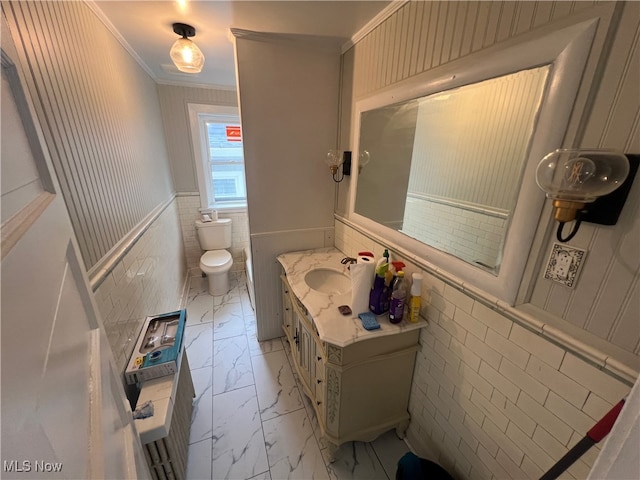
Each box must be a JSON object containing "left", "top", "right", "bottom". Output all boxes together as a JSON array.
[{"left": 587, "top": 399, "right": 625, "bottom": 442}]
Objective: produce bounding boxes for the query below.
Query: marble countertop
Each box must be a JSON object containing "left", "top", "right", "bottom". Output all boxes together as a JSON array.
[{"left": 277, "top": 247, "right": 427, "bottom": 348}]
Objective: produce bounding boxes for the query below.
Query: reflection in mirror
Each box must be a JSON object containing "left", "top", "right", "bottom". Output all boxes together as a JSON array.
[{"left": 355, "top": 66, "right": 550, "bottom": 273}]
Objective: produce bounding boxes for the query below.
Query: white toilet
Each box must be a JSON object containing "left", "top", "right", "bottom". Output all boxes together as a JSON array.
[{"left": 195, "top": 218, "right": 233, "bottom": 295}]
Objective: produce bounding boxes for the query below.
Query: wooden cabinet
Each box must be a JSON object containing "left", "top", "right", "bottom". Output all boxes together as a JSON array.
[
  {"left": 281, "top": 279, "right": 294, "bottom": 340},
  {"left": 283, "top": 274, "right": 326, "bottom": 412},
  {"left": 280, "top": 274, "right": 418, "bottom": 460}
]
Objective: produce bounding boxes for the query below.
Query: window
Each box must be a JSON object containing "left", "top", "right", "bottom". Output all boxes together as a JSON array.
[
  {"left": 188, "top": 104, "right": 247, "bottom": 210},
  {"left": 204, "top": 119, "right": 246, "bottom": 202}
]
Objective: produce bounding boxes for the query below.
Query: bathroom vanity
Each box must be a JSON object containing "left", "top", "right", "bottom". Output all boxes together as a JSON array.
[{"left": 277, "top": 248, "right": 427, "bottom": 459}]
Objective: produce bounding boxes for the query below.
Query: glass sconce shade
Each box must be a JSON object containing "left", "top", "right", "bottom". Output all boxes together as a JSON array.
[
  {"left": 536, "top": 149, "right": 629, "bottom": 222},
  {"left": 325, "top": 149, "right": 344, "bottom": 175},
  {"left": 536, "top": 149, "right": 629, "bottom": 202},
  {"left": 358, "top": 150, "right": 371, "bottom": 173},
  {"left": 170, "top": 37, "right": 204, "bottom": 73}
]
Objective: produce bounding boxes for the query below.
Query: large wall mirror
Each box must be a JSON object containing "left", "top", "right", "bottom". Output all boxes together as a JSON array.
[
  {"left": 356, "top": 66, "right": 550, "bottom": 273},
  {"left": 348, "top": 19, "right": 599, "bottom": 304}
]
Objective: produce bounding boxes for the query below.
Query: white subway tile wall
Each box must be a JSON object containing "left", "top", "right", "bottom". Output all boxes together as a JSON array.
[
  {"left": 335, "top": 219, "right": 632, "bottom": 480},
  {"left": 178, "top": 195, "right": 203, "bottom": 273},
  {"left": 403, "top": 197, "right": 506, "bottom": 269},
  {"left": 176, "top": 195, "right": 250, "bottom": 275},
  {"left": 94, "top": 200, "right": 187, "bottom": 372}
]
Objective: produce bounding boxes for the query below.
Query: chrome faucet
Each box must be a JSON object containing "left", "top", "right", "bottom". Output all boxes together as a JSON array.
[{"left": 340, "top": 257, "right": 357, "bottom": 270}]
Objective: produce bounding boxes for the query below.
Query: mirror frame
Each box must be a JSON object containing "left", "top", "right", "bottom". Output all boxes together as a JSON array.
[{"left": 348, "top": 19, "right": 598, "bottom": 305}]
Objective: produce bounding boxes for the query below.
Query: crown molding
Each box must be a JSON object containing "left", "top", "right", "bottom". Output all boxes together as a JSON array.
[
  {"left": 341, "top": 0, "right": 409, "bottom": 54},
  {"left": 155, "top": 78, "right": 237, "bottom": 91},
  {"left": 230, "top": 28, "right": 344, "bottom": 53},
  {"left": 84, "top": 0, "right": 156, "bottom": 80}
]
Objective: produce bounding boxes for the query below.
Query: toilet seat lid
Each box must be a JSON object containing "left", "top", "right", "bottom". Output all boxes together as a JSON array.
[{"left": 201, "top": 250, "right": 232, "bottom": 268}]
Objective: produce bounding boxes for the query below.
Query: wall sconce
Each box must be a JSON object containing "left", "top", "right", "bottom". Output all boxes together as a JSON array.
[
  {"left": 536, "top": 149, "right": 633, "bottom": 242},
  {"left": 170, "top": 23, "right": 205, "bottom": 74},
  {"left": 325, "top": 150, "right": 351, "bottom": 183}
]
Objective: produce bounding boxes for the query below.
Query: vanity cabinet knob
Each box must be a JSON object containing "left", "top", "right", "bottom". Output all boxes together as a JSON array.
[
  {"left": 317, "top": 379, "right": 322, "bottom": 384},
  {"left": 317, "top": 401, "right": 322, "bottom": 406},
  {"left": 285, "top": 290, "right": 289, "bottom": 294},
  {"left": 285, "top": 308, "right": 290, "bottom": 311},
  {"left": 317, "top": 356, "right": 322, "bottom": 361}
]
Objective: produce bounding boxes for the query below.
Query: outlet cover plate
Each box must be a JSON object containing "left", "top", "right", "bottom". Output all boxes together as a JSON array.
[{"left": 544, "top": 243, "right": 587, "bottom": 288}]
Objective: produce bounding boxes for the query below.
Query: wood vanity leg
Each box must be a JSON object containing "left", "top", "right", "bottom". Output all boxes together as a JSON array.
[{"left": 395, "top": 419, "right": 410, "bottom": 439}]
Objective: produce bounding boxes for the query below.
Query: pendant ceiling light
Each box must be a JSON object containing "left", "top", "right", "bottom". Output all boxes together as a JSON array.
[{"left": 170, "top": 23, "right": 204, "bottom": 74}]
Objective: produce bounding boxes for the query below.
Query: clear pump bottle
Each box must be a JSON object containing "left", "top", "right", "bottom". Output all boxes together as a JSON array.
[{"left": 389, "top": 271, "right": 406, "bottom": 324}]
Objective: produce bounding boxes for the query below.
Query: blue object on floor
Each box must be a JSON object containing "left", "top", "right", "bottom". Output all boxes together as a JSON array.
[{"left": 395, "top": 452, "right": 454, "bottom": 480}]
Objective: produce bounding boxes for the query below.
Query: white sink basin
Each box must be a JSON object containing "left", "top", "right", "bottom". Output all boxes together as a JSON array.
[{"left": 304, "top": 268, "right": 351, "bottom": 295}]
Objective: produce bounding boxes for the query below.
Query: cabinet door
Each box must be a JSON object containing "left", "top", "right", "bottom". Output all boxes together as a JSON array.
[{"left": 297, "top": 317, "right": 313, "bottom": 387}]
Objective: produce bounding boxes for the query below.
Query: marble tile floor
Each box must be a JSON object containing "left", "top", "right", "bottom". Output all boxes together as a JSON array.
[{"left": 184, "top": 272, "right": 410, "bottom": 480}]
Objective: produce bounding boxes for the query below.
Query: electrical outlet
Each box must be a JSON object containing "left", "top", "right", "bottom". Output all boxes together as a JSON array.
[{"left": 543, "top": 243, "right": 587, "bottom": 288}]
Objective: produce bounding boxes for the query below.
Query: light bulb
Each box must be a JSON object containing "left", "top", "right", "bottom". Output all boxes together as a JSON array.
[
  {"left": 536, "top": 149, "right": 629, "bottom": 222},
  {"left": 180, "top": 43, "right": 193, "bottom": 63},
  {"left": 324, "top": 149, "right": 344, "bottom": 174},
  {"left": 170, "top": 37, "right": 204, "bottom": 73},
  {"left": 563, "top": 156, "right": 597, "bottom": 187}
]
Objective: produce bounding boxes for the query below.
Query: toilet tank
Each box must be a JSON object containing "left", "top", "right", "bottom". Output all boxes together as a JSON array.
[{"left": 195, "top": 218, "right": 232, "bottom": 250}]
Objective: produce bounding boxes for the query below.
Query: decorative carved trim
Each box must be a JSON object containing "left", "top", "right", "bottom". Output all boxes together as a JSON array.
[
  {"left": 326, "top": 368, "right": 340, "bottom": 426},
  {"left": 327, "top": 344, "right": 342, "bottom": 364}
]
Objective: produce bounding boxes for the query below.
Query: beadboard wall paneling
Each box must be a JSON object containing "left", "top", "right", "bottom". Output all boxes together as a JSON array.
[
  {"left": 529, "top": 1, "right": 640, "bottom": 355},
  {"left": 583, "top": 3, "right": 640, "bottom": 152},
  {"left": 337, "top": 2, "right": 639, "bottom": 476},
  {"left": 350, "top": 1, "right": 600, "bottom": 99},
  {"left": 335, "top": 0, "right": 597, "bottom": 218},
  {"left": 3, "top": 1, "right": 173, "bottom": 269},
  {"left": 408, "top": 66, "right": 548, "bottom": 210},
  {"left": 341, "top": 0, "right": 639, "bottom": 354},
  {"left": 157, "top": 85, "right": 238, "bottom": 193}
]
